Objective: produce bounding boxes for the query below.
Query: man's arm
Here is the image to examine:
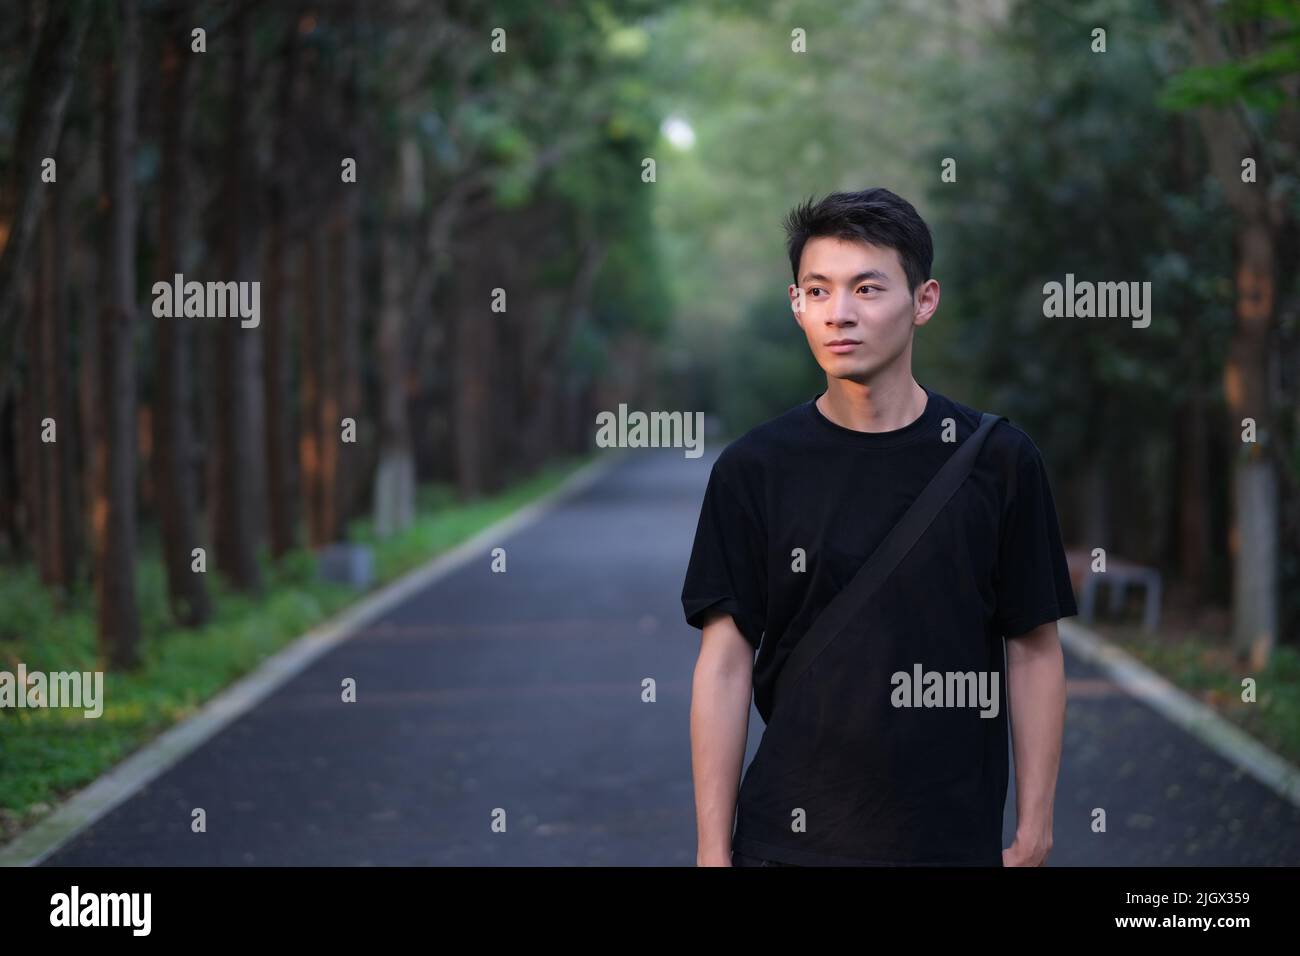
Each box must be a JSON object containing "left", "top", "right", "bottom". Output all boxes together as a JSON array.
[
  {"left": 1003, "top": 619, "right": 1066, "bottom": 867},
  {"left": 690, "top": 609, "right": 756, "bottom": 867}
]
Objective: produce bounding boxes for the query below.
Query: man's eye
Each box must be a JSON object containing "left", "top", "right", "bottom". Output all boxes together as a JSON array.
[{"left": 858, "top": 286, "right": 879, "bottom": 294}]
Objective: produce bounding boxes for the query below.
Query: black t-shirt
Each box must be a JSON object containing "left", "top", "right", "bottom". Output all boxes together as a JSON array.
[{"left": 680, "top": 385, "right": 1078, "bottom": 866}]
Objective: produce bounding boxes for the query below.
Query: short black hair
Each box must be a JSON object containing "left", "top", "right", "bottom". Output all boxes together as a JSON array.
[{"left": 783, "top": 188, "right": 933, "bottom": 293}]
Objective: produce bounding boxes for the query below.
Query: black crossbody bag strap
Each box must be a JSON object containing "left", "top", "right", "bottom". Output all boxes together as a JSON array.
[{"left": 772, "top": 411, "right": 1005, "bottom": 709}]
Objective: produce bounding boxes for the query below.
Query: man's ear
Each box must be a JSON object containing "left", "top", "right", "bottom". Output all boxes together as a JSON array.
[
  {"left": 913, "top": 278, "right": 940, "bottom": 327},
  {"left": 789, "top": 284, "right": 805, "bottom": 318}
]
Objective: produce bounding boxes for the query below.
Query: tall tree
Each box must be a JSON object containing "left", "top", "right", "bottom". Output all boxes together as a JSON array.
[
  {"left": 372, "top": 134, "right": 420, "bottom": 536},
  {"left": 154, "top": 3, "right": 210, "bottom": 626},
  {"left": 31, "top": 166, "right": 80, "bottom": 590},
  {"left": 451, "top": 216, "right": 494, "bottom": 499},
  {"left": 1165, "top": 0, "right": 1300, "bottom": 666},
  {"left": 211, "top": 2, "right": 263, "bottom": 593},
  {"left": 0, "top": 0, "right": 93, "bottom": 403},
  {"left": 297, "top": 224, "right": 329, "bottom": 546},
  {"left": 330, "top": 30, "right": 364, "bottom": 535},
  {"left": 262, "top": 15, "right": 301, "bottom": 559},
  {"left": 94, "top": 0, "right": 141, "bottom": 669}
]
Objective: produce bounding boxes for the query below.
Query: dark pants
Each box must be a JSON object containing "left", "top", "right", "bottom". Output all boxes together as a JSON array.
[{"left": 731, "top": 849, "right": 802, "bottom": 867}]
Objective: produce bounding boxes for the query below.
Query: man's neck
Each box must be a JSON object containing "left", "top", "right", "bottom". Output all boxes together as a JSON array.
[{"left": 817, "top": 373, "right": 928, "bottom": 434}]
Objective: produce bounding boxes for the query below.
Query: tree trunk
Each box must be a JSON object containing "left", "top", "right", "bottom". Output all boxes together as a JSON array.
[
  {"left": 372, "top": 136, "right": 420, "bottom": 537},
  {"left": 53, "top": 159, "right": 81, "bottom": 590},
  {"left": 373, "top": 229, "right": 415, "bottom": 536},
  {"left": 263, "top": 217, "right": 297, "bottom": 557},
  {"left": 452, "top": 260, "right": 491, "bottom": 499},
  {"left": 330, "top": 186, "right": 364, "bottom": 535},
  {"left": 31, "top": 203, "right": 57, "bottom": 582},
  {"left": 1177, "top": 382, "right": 1210, "bottom": 596},
  {"left": 79, "top": 216, "right": 103, "bottom": 610},
  {"left": 154, "top": 11, "right": 210, "bottom": 626},
  {"left": 263, "top": 24, "right": 300, "bottom": 559},
  {"left": 298, "top": 228, "right": 328, "bottom": 547},
  {"left": 329, "top": 37, "right": 364, "bottom": 536},
  {"left": 0, "top": 0, "right": 93, "bottom": 403},
  {"left": 318, "top": 210, "right": 342, "bottom": 542},
  {"left": 1226, "top": 222, "right": 1278, "bottom": 668},
  {"left": 1177, "top": 0, "right": 1282, "bottom": 666},
  {"left": 32, "top": 180, "right": 79, "bottom": 591},
  {"left": 211, "top": 5, "right": 263, "bottom": 593},
  {"left": 95, "top": 0, "right": 141, "bottom": 669},
  {"left": 17, "top": 280, "right": 39, "bottom": 562}
]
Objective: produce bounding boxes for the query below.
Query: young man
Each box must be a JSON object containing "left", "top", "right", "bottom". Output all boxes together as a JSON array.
[{"left": 681, "top": 188, "right": 1075, "bottom": 867}]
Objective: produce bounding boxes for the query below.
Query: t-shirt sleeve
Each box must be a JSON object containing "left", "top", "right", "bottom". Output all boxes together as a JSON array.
[
  {"left": 680, "top": 456, "right": 767, "bottom": 649},
  {"left": 993, "top": 435, "right": 1079, "bottom": 638}
]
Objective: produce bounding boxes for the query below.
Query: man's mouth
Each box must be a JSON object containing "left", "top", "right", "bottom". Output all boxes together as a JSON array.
[{"left": 825, "top": 339, "right": 861, "bottom": 354}]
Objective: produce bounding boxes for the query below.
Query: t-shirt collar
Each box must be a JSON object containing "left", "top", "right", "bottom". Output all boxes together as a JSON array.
[{"left": 806, "top": 383, "right": 940, "bottom": 447}]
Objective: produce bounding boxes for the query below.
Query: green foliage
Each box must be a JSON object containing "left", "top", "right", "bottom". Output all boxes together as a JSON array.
[
  {"left": 1159, "top": 0, "right": 1300, "bottom": 112},
  {"left": 925, "top": 1, "right": 1233, "bottom": 483}
]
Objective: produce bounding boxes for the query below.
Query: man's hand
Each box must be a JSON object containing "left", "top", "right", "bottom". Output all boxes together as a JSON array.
[
  {"left": 1003, "top": 826, "right": 1053, "bottom": 866},
  {"left": 1002, "top": 620, "right": 1065, "bottom": 867},
  {"left": 691, "top": 610, "right": 755, "bottom": 868}
]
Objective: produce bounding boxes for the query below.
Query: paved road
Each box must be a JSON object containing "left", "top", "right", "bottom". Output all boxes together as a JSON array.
[{"left": 42, "top": 449, "right": 1300, "bottom": 865}]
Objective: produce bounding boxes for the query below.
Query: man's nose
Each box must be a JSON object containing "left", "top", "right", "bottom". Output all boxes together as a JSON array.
[{"left": 827, "top": 291, "right": 857, "bottom": 325}]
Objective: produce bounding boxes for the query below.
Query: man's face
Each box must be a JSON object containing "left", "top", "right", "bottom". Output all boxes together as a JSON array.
[{"left": 789, "top": 236, "right": 938, "bottom": 383}]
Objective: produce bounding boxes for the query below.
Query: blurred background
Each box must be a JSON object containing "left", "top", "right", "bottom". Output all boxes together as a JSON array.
[{"left": 0, "top": 0, "right": 1298, "bottom": 862}]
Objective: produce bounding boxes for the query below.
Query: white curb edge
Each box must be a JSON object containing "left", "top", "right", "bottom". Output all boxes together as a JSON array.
[{"left": 1059, "top": 619, "right": 1300, "bottom": 809}]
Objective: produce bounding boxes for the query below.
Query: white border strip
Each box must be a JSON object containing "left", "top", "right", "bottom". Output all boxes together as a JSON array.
[
  {"left": 0, "top": 451, "right": 624, "bottom": 867},
  {"left": 1059, "top": 619, "right": 1300, "bottom": 808}
]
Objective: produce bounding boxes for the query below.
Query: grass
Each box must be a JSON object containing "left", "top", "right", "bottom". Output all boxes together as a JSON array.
[
  {"left": 1095, "top": 623, "right": 1300, "bottom": 768},
  {"left": 0, "top": 454, "right": 593, "bottom": 845}
]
